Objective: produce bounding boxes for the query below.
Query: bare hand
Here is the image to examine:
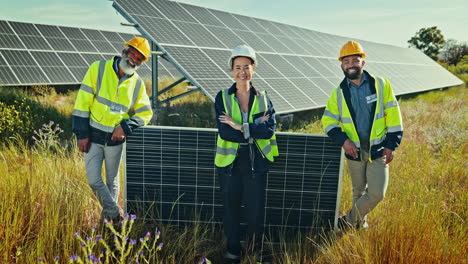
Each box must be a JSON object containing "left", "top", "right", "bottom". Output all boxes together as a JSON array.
[
  {"left": 260, "top": 114, "right": 270, "bottom": 123},
  {"left": 382, "top": 148, "right": 394, "bottom": 164},
  {"left": 111, "top": 125, "right": 126, "bottom": 141},
  {"left": 343, "top": 139, "right": 358, "bottom": 159},
  {"left": 78, "top": 138, "right": 91, "bottom": 153},
  {"left": 219, "top": 112, "right": 242, "bottom": 131}
]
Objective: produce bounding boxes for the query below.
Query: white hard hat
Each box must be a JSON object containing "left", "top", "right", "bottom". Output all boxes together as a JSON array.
[{"left": 228, "top": 44, "right": 257, "bottom": 68}]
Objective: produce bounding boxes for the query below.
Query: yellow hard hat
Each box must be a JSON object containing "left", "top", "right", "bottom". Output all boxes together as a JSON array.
[
  {"left": 124, "top": 37, "right": 151, "bottom": 62},
  {"left": 338, "top": 41, "right": 366, "bottom": 61}
]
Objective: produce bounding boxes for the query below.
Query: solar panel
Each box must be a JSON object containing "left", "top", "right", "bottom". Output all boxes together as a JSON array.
[
  {"left": 125, "top": 126, "right": 344, "bottom": 235},
  {"left": 113, "top": 0, "right": 463, "bottom": 114},
  {"left": 0, "top": 19, "right": 181, "bottom": 86}
]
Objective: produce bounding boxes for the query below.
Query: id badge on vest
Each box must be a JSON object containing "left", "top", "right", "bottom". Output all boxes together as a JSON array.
[
  {"left": 110, "top": 103, "right": 121, "bottom": 113},
  {"left": 366, "top": 94, "right": 377, "bottom": 104}
]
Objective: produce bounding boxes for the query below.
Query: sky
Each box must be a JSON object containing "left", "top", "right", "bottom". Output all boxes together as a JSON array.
[{"left": 0, "top": 0, "right": 467, "bottom": 48}]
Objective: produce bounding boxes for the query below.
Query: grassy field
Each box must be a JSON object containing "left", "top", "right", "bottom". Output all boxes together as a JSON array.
[{"left": 0, "top": 84, "right": 466, "bottom": 263}]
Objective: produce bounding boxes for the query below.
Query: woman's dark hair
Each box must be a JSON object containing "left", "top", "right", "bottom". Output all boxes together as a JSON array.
[{"left": 231, "top": 56, "right": 255, "bottom": 70}]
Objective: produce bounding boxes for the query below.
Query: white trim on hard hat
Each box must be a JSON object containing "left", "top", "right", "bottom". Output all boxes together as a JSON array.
[{"left": 228, "top": 44, "right": 257, "bottom": 68}]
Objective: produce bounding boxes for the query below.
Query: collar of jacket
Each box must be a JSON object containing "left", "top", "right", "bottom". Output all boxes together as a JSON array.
[
  {"left": 338, "top": 70, "right": 377, "bottom": 133},
  {"left": 227, "top": 82, "right": 259, "bottom": 96},
  {"left": 227, "top": 82, "right": 259, "bottom": 116}
]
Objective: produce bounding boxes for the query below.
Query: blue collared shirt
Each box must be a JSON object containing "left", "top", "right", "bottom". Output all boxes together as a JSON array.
[{"left": 347, "top": 72, "right": 375, "bottom": 146}]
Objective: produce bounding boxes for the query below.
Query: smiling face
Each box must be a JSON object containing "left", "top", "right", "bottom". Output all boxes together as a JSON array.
[
  {"left": 119, "top": 46, "right": 145, "bottom": 75},
  {"left": 341, "top": 55, "right": 365, "bottom": 80},
  {"left": 232, "top": 56, "right": 255, "bottom": 85}
]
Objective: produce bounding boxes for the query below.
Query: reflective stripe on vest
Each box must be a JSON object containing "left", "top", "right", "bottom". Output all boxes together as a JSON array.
[
  {"left": 215, "top": 89, "right": 278, "bottom": 167},
  {"left": 89, "top": 60, "right": 146, "bottom": 132},
  {"left": 335, "top": 76, "right": 388, "bottom": 157}
]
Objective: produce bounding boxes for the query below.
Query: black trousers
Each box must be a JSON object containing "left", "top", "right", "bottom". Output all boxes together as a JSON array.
[{"left": 218, "top": 145, "right": 269, "bottom": 255}]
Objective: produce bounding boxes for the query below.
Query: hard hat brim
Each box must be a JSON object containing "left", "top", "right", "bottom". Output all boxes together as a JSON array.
[
  {"left": 338, "top": 53, "right": 366, "bottom": 61},
  {"left": 124, "top": 42, "right": 150, "bottom": 62}
]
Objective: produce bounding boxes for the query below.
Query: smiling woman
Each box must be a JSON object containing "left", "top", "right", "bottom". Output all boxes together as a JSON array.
[{"left": 214, "top": 44, "right": 279, "bottom": 263}]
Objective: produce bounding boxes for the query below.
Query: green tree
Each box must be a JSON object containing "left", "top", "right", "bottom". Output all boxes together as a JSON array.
[
  {"left": 408, "top": 26, "right": 445, "bottom": 61},
  {"left": 441, "top": 39, "right": 468, "bottom": 65}
]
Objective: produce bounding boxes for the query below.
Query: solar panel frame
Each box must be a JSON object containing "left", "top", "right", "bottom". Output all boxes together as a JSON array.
[{"left": 124, "top": 126, "right": 344, "bottom": 235}]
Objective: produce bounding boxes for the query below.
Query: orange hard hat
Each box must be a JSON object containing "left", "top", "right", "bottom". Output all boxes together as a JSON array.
[
  {"left": 124, "top": 37, "right": 151, "bottom": 62},
  {"left": 338, "top": 41, "right": 366, "bottom": 61}
]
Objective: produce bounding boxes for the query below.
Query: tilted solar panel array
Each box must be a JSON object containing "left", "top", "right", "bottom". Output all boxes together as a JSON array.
[
  {"left": 125, "top": 126, "right": 343, "bottom": 234},
  {"left": 0, "top": 20, "right": 180, "bottom": 86},
  {"left": 113, "top": 0, "right": 462, "bottom": 114}
]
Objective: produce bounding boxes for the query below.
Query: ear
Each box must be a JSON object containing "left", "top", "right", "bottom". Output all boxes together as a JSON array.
[{"left": 361, "top": 60, "right": 366, "bottom": 67}]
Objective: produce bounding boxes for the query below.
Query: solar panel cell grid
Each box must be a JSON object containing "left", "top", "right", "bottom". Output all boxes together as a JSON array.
[
  {"left": 125, "top": 126, "right": 343, "bottom": 233},
  {"left": 0, "top": 21, "right": 14, "bottom": 34},
  {"left": 0, "top": 66, "right": 19, "bottom": 84},
  {"left": 171, "top": 21, "right": 226, "bottom": 48},
  {"left": 11, "top": 66, "right": 49, "bottom": 84},
  {"left": 179, "top": 3, "right": 224, "bottom": 27},
  {"left": 44, "top": 37, "right": 76, "bottom": 52},
  {"left": 40, "top": 67, "right": 75, "bottom": 83},
  {"left": 164, "top": 46, "right": 229, "bottom": 79},
  {"left": 209, "top": 10, "right": 249, "bottom": 31},
  {"left": 19, "top": 35, "right": 51, "bottom": 50},
  {"left": 259, "top": 54, "right": 305, "bottom": 78},
  {"left": 263, "top": 78, "right": 314, "bottom": 109},
  {"left": 156, "top": 0, "right": 198, "bottom": 23},
  {"left": 0, "top": 34, "right": 25, "bottom": 49}
]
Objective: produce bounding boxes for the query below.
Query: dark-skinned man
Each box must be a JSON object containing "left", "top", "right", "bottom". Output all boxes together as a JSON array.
[{"left": 322, "top": 41, "right": 403, "bottom": 230}]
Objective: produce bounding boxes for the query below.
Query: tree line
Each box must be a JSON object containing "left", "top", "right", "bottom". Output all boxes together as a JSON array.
[{"left": 408, "top": 26, "right": 468, "bottom": 66}]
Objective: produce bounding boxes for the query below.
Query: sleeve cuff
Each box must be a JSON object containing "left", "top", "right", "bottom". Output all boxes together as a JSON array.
[{"left": 120, "top": 120, "right": 131, "bottom": 135}]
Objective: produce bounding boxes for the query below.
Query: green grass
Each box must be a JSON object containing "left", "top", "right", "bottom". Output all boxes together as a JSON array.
[{"left": 0, "top": 84, "right": 466, "bottom": 263}]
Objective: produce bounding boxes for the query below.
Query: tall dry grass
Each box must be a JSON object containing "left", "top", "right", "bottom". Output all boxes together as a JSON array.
[{"left": 0, "top": 84, "right": 466, "bottom": 263}]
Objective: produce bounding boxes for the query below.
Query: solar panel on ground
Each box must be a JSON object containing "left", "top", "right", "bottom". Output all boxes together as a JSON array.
[
  {"left": 0, "top": 19, "right": 181, "bottom": 86},
  {"left": 125, "top": 126, "right": 343, "bottom": 235},
  {"left": 113, "top": 0, "right": 462, "bottom": 114}
]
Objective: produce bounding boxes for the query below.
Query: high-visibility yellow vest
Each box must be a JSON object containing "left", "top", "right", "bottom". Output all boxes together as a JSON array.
[
  {"left": 322, "top": 75, "right": 403, "bottom": 161},
  {"left": 72, "top": 58, "right": 152, "bottom": 132},
  {"left": 215, "top": 89, "right": 279, "bottom": 167}
]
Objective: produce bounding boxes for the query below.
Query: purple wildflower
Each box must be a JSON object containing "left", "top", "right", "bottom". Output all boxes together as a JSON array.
[
  {"left": 95, "top": 235, "right": 103, "bottom": 242},
  {"left": 140, "top": 237, "right": 144, "bottom": 243},
  {"left": 81, "top": 242, "right": 86, "bottom": 247},
  {"left": 38, "top": 257, "right": 44, "bottom": 262},
  {"left": 70, "top": 255, "right": 78, "bottom": 261},
  {"left": 157, "top": 243, "right": 164, "bottom": 249},
  {"left": 54, "top": 256, "right": 59, "bottom": 262},
  {"left": 130, "top": 214, "right": 137, "bottom": 220},
  {"left": 103, "top": 219, "right": 109, "bottom": 224},
  {"left": 130, "top": 239, "right": 137, "bottom": 245},
  {"left": 145, "top": 232, "right": 151, "bottom": 238},
  {"left": 74, "top": 232, "right": 80, "bottom": 237}
]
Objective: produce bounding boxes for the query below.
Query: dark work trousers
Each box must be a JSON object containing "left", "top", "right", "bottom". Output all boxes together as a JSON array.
[{"left": 218, "top": 144, "right": 269, "bottom": 255}]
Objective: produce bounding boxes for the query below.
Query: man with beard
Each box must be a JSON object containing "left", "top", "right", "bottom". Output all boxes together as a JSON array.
[
  {"left": 72, "top": 37, "right": 153, "bottom": 223},
  {"left": 322, "top": 41, "right": 403, "bottom": 231}
]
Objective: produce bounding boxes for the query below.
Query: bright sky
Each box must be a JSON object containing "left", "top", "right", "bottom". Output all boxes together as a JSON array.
[{"left": 1, "top": 0, "right": 467, "bottom": 48}]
